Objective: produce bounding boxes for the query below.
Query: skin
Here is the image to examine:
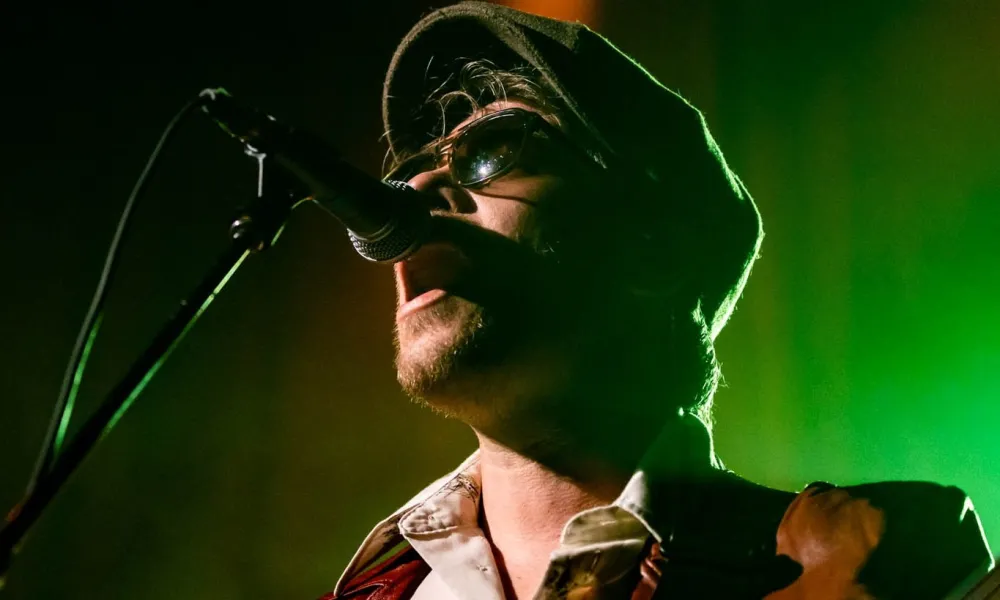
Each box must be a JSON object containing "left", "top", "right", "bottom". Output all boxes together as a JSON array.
[{"left": 392, "top": 100, "right": 709, "bottom": 599}]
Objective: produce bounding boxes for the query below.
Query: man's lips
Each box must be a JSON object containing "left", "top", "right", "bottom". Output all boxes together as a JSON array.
[
  {"left": 394, "top": 241, "right": 472, "bottom": 320},
  {"left": 396, "top": 289, "right": 449, "bottom": 320}
]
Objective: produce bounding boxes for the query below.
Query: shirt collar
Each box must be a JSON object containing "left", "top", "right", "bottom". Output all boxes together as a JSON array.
[
  {"left": 334, "top": 414, "right": 720, "bottom": 593},
  {"left": 334, "top": 453, "right": 482, "bottom": 594}
]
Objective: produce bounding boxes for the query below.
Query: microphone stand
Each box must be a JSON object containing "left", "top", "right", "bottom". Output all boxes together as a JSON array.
[{"left": 0, "top": 153, "right": 302, "bottom": 588}]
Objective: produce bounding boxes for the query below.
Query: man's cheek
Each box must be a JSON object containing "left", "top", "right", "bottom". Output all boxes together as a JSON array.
[{"left": 480, "top": 201, "right": 537, "bottom": 242}]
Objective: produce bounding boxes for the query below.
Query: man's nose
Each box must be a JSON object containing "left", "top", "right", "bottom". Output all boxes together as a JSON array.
[{"left": 405, "top": 166, "right": 476, "bottom": 214}]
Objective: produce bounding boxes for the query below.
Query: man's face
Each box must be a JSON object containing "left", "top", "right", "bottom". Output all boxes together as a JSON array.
[{"left": 393, "top": 100, "right": 594, "bottom": 426}]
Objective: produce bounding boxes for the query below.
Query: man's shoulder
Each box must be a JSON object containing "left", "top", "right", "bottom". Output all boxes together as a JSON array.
[
  {"left": 723, "top": 475, "right": 989, "bottom": 539},
  {"left": 637, "top": 472, "right": 992, "bottom": 597},
  {"left": 777, "top": 479, "right": 991, "bottom": 566},
  {"left": 798, "top": 480, "right": 993, "bottom": 598},
  {"left": 690, "top": 472, "right": 990, "bottom": 545},
  {"left": 723, "top": 476, "right": 994, "bottom": 598}
]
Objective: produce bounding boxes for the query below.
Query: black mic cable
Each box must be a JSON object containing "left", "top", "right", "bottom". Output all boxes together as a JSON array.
[{"left": 20, "top": 96, "right": 204, "bottom": 508}]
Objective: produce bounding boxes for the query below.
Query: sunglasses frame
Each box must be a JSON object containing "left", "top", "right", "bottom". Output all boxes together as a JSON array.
[{"left": 387, "top": 107, "right": 601, "bottom": 188}]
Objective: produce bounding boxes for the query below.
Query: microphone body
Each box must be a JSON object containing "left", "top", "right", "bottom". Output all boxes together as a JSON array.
[{"left": 198, "top": 88, "right": 429, "bottom": 262}]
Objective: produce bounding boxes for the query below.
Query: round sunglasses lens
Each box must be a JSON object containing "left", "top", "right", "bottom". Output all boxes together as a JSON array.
[{"left": 452, "top": 115, "right": 527, "bottom": 185}]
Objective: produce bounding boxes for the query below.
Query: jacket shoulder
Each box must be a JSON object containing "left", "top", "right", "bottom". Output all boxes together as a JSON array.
[
  {"left": 779, "top": 480, "right": 994, "bottom": 599},
  {"left": 844, "top": 481, "right": 993, "bottom": 598}
]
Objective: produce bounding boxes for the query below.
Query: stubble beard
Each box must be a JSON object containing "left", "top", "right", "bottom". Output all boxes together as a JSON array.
[
  {"left": 394, "top": 294, "right": 499, "bottom": 420},
  {"left": 391, "top": 218, "right": 594, "bottom": 436},
  {"left": 393, "top": 285, "right": 573, "bottom": 429},
  {"left": 392, "top": 288, "right": 662, "bottom": 476}
]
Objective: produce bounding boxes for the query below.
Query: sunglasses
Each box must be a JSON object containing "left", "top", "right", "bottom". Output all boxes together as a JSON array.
[{"left": 386, "top": 108, "right": 601, "bottom": 188}]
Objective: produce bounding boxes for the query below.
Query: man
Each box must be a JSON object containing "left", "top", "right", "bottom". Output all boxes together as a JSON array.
[{"left": 323, "top": 3, "right": 993, "bottom": 598}]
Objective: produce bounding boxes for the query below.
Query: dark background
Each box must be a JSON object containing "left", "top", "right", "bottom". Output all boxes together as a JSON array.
[{"left": 2, "top": 1, "right": 997, "bottom": 598}]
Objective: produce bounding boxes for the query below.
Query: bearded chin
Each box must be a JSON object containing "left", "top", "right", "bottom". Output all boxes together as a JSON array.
[
  {"left": 394, "top": 296, "right": 503, "bottom": 417},
  {"left": 393, "top": 233, "right": 581, "bottom": 424}
]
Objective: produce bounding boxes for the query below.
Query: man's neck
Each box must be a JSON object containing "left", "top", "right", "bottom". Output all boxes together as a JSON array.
[{"left": 473, "top": 432, "right": 630, "bottom": 600}]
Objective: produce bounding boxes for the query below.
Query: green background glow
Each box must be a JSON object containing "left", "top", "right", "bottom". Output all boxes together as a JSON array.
[{"left": 0, "top": 1, "right": 996, "bottom": 598}]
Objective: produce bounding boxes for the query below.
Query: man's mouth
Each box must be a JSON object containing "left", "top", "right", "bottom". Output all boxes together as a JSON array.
[
  {"left": 395, "top": 242, "right": 472, "bottom": 321},
  {"left": 397, "top": 288, "right": 449, "bottom": 320}
]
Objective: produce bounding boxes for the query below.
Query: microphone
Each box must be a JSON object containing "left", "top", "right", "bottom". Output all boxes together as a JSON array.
[{"left": 198, "top": 88, "right": 430, "bottom": 262}]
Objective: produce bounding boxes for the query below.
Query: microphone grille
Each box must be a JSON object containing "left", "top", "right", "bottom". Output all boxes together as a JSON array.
[{"left": 348, "top": 180, "right": 430, "bottom": 263}]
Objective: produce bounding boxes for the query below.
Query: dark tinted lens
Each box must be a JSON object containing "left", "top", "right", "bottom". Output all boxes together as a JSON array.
[{"left": 452, "top": 114, "right": 528, "bottom": 185}]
